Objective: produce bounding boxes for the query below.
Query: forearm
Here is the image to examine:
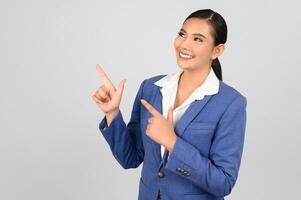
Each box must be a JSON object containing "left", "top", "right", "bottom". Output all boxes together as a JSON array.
[
  {"left": 165, "top": 137, "right": 238, "bottom": 197},
  {"left": 99, "top": 110, "right": 144, "bottom": 169}
]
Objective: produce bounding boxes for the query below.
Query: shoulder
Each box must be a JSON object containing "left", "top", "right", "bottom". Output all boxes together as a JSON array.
[
  {"left": 140, "top": 74, "right": 167, "bottom": 89},
  {"left": 216, "top": 81, "right": 247, "bottom": 108},
  {"left": 145, "top": 74, "right": 167, "bottom": 84},
  {"left": 219, "top": 81, "right": 246, "bottom": 98},
  {"left": 135, "top": 74, "right": 166, "bottom": 100}
]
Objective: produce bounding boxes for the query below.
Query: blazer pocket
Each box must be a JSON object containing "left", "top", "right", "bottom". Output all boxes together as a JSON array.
[{"left": 187, "top": 122, "right": 215, "bottom": 134}]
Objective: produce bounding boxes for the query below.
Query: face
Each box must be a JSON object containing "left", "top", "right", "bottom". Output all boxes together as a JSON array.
[{"left": 174, "top": 17, "right": 224, "bottom": 71}]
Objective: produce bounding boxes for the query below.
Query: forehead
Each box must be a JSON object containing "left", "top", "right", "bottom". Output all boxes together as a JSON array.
[{"left": 181, "top": 18, "right": 212, "bottom": 38}]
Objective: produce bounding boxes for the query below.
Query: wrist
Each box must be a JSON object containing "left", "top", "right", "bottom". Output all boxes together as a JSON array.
[
  {"left": 165, "top": 134, "right": 177, "bottom": 152},
  {"left": 105, "top": 108, "right": 120, "bottom": 127},
  {"left": 107, "top": 108, "right": 120, "bottom": 116}
]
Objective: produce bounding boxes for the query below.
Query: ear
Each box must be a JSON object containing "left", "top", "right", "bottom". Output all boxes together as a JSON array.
[{"left": 211, "top": 44, "right": 225, "bottom": 60}]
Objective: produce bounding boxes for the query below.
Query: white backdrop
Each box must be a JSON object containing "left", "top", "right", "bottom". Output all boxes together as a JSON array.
[{"left": 0, "top": 0, "right": 300, "bottom": 199}]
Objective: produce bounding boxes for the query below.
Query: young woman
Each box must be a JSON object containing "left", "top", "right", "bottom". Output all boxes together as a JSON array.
[{"left": 92, "top": 9, "right": 247, "bottom": 200}]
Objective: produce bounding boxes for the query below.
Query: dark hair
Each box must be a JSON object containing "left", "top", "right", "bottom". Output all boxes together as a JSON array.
[{"left": 184, "top": 9, "right": 227, "bottom": 81}]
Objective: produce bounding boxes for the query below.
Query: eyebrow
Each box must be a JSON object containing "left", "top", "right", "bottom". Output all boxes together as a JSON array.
[{"left": 179, "top": 28, "right": 207, "bottom": 39}]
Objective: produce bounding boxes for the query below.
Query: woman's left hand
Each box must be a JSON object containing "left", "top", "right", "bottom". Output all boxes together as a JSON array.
[{"left": 140, "top": 99, "right": 177, "bottom": 152}]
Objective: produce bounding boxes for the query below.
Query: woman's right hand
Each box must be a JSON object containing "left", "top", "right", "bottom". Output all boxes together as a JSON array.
[{"left": 92, "top": 64, "right": 126, "bottom": 115}]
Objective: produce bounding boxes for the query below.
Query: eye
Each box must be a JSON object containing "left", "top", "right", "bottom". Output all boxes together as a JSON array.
[
  {"left": 177, "top": 31, "right": 184, "bottom": 37},
  {"left": 194, "top": 37, "right": 203, "bottom": 42}
]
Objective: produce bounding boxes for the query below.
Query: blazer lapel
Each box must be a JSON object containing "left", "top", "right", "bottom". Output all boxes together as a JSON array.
[
  {"left": 174, "top": 95, "right": 213, "bottom": 137},
  {"left": 148, "top": 87, "right": 163, "bottom": 165}
]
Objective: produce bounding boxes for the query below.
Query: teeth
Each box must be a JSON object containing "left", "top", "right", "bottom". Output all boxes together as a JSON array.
[{"left": 180, "top": 52, "right": 192, "bottom": 59}]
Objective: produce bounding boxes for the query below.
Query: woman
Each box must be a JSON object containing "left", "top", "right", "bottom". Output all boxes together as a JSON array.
[{"left": 92, "top": 9, "right": 247, "bottom": 200}]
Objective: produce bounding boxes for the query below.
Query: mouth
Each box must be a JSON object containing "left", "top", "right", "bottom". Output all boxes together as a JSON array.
[{"left": 178, "top": 51, "right": 194, "bottom": 60}]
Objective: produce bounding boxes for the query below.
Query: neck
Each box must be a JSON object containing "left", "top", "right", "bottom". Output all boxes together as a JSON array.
[{"left": 178, "top": 66, "right": 211, "bottom": 91}]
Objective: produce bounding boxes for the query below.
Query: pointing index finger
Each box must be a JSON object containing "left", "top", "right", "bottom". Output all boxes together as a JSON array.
[
  {"left": 96, "top": 64, "right": 115, "bottom": 88},
  {"left": 140, "top": 99, "right": 161, "bottom": 117}
]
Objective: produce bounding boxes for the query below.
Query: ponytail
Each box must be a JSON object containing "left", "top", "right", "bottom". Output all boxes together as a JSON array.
[{"left": 211, "top": 58, "right": 222, "bottom": 81}]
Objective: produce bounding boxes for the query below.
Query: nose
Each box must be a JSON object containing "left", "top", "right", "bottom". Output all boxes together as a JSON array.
[{"left": 179, "top": 38, "right": 191, "bottom": 51}]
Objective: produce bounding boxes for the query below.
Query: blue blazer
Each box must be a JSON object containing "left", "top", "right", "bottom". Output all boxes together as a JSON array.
[{"left": 99, "top": 74, "right": 247, "bottom": 200}]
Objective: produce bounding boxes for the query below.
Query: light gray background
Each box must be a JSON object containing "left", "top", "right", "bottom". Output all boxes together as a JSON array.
[{"left": 1, "top": 0, "right": 300, "bottom": 199}]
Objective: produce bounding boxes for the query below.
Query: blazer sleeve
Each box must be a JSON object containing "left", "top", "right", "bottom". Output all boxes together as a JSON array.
[
  {"left": 98, "top": 80, "right": 146, "bottom": 169},
  {"left": 165, "top": 96, "right": 247, "bottom": 197}
]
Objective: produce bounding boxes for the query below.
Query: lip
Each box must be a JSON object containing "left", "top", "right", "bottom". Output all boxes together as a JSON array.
[{"left": 178, "top": 51, "right": 194, "bottom": 60}]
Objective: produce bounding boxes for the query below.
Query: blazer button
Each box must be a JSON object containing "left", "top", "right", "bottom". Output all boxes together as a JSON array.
[
  {"left": 183, "top": 171, "right": 190, "bottom": 176},
  {"left": 176, "top": 167, "right": 182, "bottom": 172},
  {"left": 158, "top": 171, "right": 165, "bottom": 178}
]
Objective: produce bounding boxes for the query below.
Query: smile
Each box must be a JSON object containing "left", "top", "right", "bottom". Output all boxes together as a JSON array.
[{"left": 179, "top": 52, "right": 193, "bottom": 59}]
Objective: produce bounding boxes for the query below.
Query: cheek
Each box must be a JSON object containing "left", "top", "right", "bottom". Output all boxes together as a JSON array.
[
  {"left": 174, "top": 38, "right": 180, "bottom": 50},
  {"left": 195, "top": 46, "right": 212, "bottom": 59}
]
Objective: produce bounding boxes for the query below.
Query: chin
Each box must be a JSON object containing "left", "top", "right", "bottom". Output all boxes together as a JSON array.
[{"left": 177, "top": 61, "right": 194, "bottom": 70}]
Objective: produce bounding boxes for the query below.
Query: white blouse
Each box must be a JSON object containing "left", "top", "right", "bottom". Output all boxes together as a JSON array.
[{"left": 154, "top": 67, "right": 220, "bottom": 159}]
